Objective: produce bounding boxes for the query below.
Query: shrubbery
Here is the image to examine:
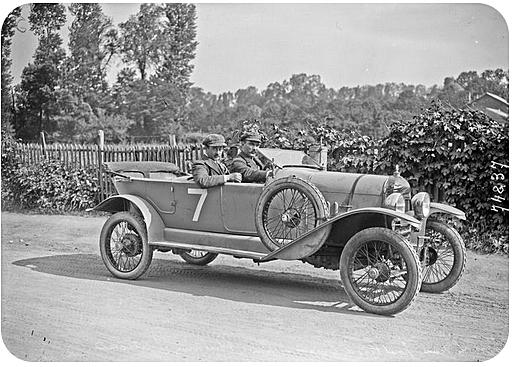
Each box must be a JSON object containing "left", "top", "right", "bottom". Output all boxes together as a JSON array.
[
  {"left": 380, "top": 102, "right": 509, "bottom": 254},
  {"left": 1, "top": 134, "right": 99, "bottom": 213}
]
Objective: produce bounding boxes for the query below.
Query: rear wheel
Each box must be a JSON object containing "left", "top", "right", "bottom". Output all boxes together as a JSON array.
[
  {"left": 420, "top": 219, "right": 466, "bottom": 293},
  {"left": 179, "top": 250, "right": 218, "bottom": 265},
  {"left": 340, "top": 228, "right": 421, "bottom": 315},
  {"left": 99, "top": 212, "right": 153, "bottom": 279}
]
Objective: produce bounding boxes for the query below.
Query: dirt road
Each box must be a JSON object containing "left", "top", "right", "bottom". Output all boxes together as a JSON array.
[{"left": 1, "top": 212, "right": 510, "bottom": 362}]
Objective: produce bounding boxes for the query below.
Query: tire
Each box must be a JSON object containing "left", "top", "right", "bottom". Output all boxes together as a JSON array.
[
  {"left": 420, "top": 219, "right": 466, "bottom": 293},
  {"left": 179, "top": 250, "right": 218, "bottom": 265},
  {"left": 99, "top": 212, "right": 153, "bottom": 280},
  {"left": 340, "top": 228, "right": 421, "bottom": 315},
  {"left": 255, "top": 176, "right": 330, "bottom": 253}
]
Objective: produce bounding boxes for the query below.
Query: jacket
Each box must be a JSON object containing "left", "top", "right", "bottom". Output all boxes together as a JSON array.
[
  {"left": 192, "top": 155, "right": 229, "bottom": 188},
  {"left": 229, "top": 152, "right": 267, "bottom": 183}
]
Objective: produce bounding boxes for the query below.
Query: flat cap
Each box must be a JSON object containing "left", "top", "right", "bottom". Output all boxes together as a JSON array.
[
  {"left": 203, "top": 134, "right": 227, "bottom": 147},
  {"left": 240, "top": 132, "right": 262, "bottom": 143}
]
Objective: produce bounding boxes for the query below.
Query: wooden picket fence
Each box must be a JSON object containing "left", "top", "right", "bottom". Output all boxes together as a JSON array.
[
  {"left": 10, "top": 137, "right": 447, "bottom": 203},
  {"left": 12, "top": 141, "right": 205, "bottom": 201}
]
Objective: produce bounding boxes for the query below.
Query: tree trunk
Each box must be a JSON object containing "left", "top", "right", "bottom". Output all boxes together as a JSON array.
[{"left": 39, "top": 108, "right": 43, "bottom": 133}]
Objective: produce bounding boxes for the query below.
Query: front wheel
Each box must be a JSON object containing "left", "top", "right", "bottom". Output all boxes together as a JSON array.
[
  {"left": 179, "top": 250, "right": 218, "bottom": 265},
  {"left": 420, "top": 219, "right": 466, "bottom": 293},
  {"left": 340, "top": 228, "right": 421, "bottom": 315},
  {"left": 99, "top": 212, "right": 153, "bottom": 279}
]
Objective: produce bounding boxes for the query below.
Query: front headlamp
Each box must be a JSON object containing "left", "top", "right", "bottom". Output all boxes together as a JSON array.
[
  {"left": 385, "top": 193, "right": 406, "bottom": 213},
  {"left": 411, "top": 192, "right": 430, "bottom": 219}
]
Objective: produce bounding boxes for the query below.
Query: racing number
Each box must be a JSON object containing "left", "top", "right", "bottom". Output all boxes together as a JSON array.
[{"left": 187, "top": 188, "right": 208, "bottom": 221}]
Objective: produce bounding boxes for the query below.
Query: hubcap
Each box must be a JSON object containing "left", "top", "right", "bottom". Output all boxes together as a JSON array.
[
  {"left": 281, "top": 209, "right": 301, "bottom": 228},
  {"left": 120, "top": 233, "right": 141, "bottom": 256},
  {"left": 368, "top": 262, "right": 391, "bottom": 282},
  {"left": 368, "top": 267, "right": 380, "bottom": 279}
]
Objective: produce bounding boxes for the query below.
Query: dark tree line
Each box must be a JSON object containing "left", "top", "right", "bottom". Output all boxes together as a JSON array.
[
  {"left": 1, "top": 3, "right": 509, "bottom": 143},
  {"left": 184, "top": 70, "right": 508, "bottom": 141}
]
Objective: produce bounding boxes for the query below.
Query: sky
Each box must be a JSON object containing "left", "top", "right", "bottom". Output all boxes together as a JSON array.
[{"left": 2, "top": 1, "right": 510, "bottom": 95}]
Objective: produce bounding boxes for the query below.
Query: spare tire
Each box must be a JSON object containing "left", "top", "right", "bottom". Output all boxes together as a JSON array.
[{"left": 255, "top": 176, "right": 330, "bottom": 259}]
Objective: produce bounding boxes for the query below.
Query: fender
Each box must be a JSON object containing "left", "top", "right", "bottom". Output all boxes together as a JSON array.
[
  {"left": 430, "top": 202, "right": 466, "bottom": 220},
  {"left": 87, "top": 194, "right": 165, "bottom": 243},
  {"left": 330, "top": 207, "right": 421, "bottom": 228},
  {"left": 257, "top": 207, "right": 421, "bottom": 262}
]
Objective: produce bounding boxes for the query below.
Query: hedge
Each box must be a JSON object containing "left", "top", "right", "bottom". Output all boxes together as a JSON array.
[{"left": 1, "top": 134, "right": 99, "bottom": 212}]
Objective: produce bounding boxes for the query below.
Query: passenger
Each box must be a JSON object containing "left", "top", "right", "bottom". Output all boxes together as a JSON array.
[
  {"left": 229, "top": 132, "right": 271, "bottom": 183},
  {"left": 192, "top": 134, "right": 242, "bottom": 188},
  {"left": 223, "top": 144, "right": 239, "bottom": 168}
]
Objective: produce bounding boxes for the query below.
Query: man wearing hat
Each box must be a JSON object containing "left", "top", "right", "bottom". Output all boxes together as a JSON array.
[
  {"left": 192, "top": 134, "right": 242, "bottom": 188},
  {"left": 229, "top": 132, "right": 270, "bottom": 183}
]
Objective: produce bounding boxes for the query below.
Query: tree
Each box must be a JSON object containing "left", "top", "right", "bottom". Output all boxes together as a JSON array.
[
  {"left": 28, "top": 3, "right": 66, "bottom": 38},
  {"left": 479, "top": 68, "right": 509, "bottom": 101},
  {"left": 118, "top": 4, "right": 164, "bottom": 80},
  {"left": 65, "top": 3, "right": 117, "bottom": 109},
  {"left": 158, "top": 3, "right": 197, "bottom": 92},
  {"left": 15, "top": 3, "right": 66, "bottom": 140},
  {"left": 116, "top": 3, "right": 198, "bottom": 135},
  {"left": 1, "top": 6, "right": 21, "bottom": 133},
  {"left": 456, "top": 70, "right": 483, "bottom": 101}
]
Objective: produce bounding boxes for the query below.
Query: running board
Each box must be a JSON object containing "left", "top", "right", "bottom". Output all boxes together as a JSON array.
[{"left": 150, "top": 241, "right": 268, "bottom": 260}]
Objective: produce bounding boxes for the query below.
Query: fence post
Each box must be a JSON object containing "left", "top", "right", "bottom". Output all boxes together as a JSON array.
[
  {"left": 97, "top": 130, "right": 105, "bottom": 201},
  {"left": 169, "top": 134, "right": 177, "bottom": 147},
  {"left": 433, "top": 184, "right": 440, "bottom": 202},
  {"left": 40, "top": 131, "right": 47, "bottom": 160}
]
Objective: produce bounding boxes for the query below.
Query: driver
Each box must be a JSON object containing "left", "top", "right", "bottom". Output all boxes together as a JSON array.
[
  {"left": 192, "top": 134, "right": 242, "bottom": 188},
  {"left": 229, "top": 132, "right": 271, "bottom": 183}
]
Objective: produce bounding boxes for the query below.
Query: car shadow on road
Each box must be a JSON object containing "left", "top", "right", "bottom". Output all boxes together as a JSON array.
[{"left": 12, "top": 253, "right": 389, "bottom": 318}]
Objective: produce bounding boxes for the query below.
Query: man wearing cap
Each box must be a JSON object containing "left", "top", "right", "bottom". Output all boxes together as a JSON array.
[
  {"left": 192, "top": 134, "right": 242, "bottom": 188},
  {"left": 229, "top": 132, "right": 270, "bottom": 183}
]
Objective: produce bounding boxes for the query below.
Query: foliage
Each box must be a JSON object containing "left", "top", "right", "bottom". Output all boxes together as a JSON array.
[
  {"left": 1, "top": 6, "right": 22, "bottom": 134},
  {"left": 158, "top": 3, "right": 198, "bottom": 92},
  {"left": 64, "top": 3, "right": 117, "bottom": 110},
  {"left": 28, "top": 3, "right": 66, "bottom": 37},
  {"left": 109, "top": 76, "right": 184, "bottom": 136},
  {"left": 1, "top": 147, "right": 99, "bottom": 213},
  {"left": 119, "top": 4, "right": 164, "bottom": 80},
  {"left": 1, "top": 132, "right": 21, "bottom": 190},
  {"left": 463, "top": 229, "right": 508, "bottom": 255},
  {"left": 113, "top": 3, "right": 198, "bottom": 136},
  {"left": 184, "top": 70, "right": 508, "bottom": 139},
  {"left": 2, "top": 132, "right": 99, "bottom": 213},
  {"left": 456, "top": 69, "right": 509, "bottom": 103},
  {"left": 381, "top": 100, "right": 508, "bottom": 236},
  {"left": 14, "top": 3, "right": 67, "bottom": 141}
]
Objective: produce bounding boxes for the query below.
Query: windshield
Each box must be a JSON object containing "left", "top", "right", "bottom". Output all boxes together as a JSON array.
[{"left": 257, "top": 148, "right": 321, "bottom": 168}]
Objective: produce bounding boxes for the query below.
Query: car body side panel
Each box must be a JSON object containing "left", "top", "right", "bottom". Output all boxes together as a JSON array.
[
  {"left": 115, "top": 177, "right": 225, "bottom": 232},
  {"left": 221, "top": 183, "right": 263, "bottom": 234},
  {"left": 113, "top": 177, "right": 265, "bottom": 235}
]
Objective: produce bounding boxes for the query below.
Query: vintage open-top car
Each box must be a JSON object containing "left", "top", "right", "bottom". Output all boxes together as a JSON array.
[{"left": 90, "top": 148, "right": 466, "bottom": 315}]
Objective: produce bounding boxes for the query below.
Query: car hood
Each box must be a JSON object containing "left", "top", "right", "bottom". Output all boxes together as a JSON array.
[{"left": 275, "top": 167, "right": 395, "bottom": 209}]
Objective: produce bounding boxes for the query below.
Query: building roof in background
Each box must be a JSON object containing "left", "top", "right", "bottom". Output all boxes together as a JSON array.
[{"left": 467, "top": 92, "right": 508, "bottom": 123}]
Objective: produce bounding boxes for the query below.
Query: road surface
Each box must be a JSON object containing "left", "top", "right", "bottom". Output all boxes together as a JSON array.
[{"left": 0, "top": 212, "right": 510, "bottom": 362}]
